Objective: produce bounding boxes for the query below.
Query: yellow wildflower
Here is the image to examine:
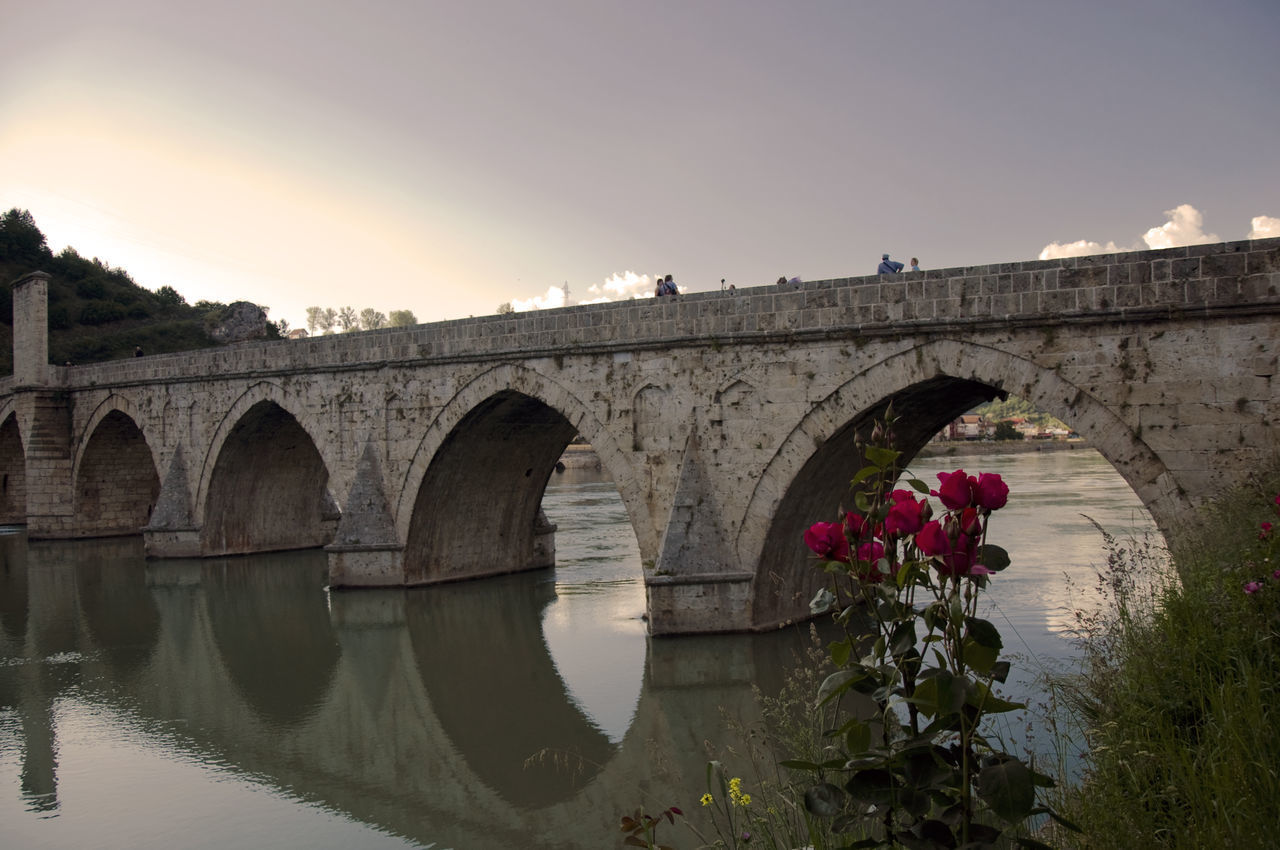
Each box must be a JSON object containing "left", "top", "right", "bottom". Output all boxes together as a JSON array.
[{"left": 700, "top": 793, "right": 714, "bottom": 807}]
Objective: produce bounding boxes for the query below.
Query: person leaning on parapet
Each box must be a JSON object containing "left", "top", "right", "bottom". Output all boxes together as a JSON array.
[
  {"left": 878, "top": 253, "right": 904, "bottom": 274},
  {"left": 910, "top": 257, "right": 920, "bottom": 272}
]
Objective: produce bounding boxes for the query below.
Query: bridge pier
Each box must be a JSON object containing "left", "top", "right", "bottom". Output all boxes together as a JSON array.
[{"left": 326, "top": 543, "right": 406, "bottom": 587}]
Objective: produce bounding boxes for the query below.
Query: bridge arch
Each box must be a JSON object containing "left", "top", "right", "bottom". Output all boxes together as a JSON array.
[
  {"left": 743, "top": 338, "right": 1183, "bottom": 630},
  {"left": 197, "top": 382, "right": 340, "bottom": 556},
  {"left": 71, "top": 395, "right": 160, "bottom": 537},
  {"left": 0, "top": 402, "right": 26, "bottom": 525},
  {"left": 397, "top": 363, "right": 650, "bottom": 583}
]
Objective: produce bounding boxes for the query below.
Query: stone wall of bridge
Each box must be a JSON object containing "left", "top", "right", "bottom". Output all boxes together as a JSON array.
[{"left": 1, "top": 238, "right": 1278, "bottom": 633}]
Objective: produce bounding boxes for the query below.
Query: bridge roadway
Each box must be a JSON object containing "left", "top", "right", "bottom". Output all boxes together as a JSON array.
[{"left": 2, "top": 237, "right": 1278, "bottom": 633}]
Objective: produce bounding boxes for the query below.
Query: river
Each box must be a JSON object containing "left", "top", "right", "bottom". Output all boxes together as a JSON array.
[{"left": 0, "top": 448, "right": 1152, "bottom": 849}]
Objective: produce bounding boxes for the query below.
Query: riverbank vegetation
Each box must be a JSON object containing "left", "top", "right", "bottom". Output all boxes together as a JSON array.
[
  {"left": 1044, "top": 470, "right": 1280, "bottom": 847},
  {"left": 626, "top": 449, "right": 1280, "bottom": 849},
  {"left": 0, "top": 208, "right": 278, "bottom": 371}
]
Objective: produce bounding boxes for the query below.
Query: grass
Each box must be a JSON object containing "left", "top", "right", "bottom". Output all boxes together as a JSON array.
[{"left": 1045, "top": 469, "right": 1280, "bottom": 848}]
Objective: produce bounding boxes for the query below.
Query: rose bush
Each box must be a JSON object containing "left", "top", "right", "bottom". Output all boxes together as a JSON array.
[{"left": 793, "top": 412, "right": 1072, "bottom": 848}]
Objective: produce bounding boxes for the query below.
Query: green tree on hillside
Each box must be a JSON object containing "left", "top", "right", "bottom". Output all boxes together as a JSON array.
[
  {"left": 388, "top": 309, "right": 417, "bottom": 327},
  {"left": 0, "top": 209, "right": 50, "bottom": 263},
  {"left": 337, "top": 306, "right": 358, "bottom": 331},
  {"left": 993, "top": 420, "right": 1024, "bottom": 441}
]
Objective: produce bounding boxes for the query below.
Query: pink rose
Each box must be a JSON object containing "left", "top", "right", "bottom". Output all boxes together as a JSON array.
[
  {"left": 885, "top": 491, "right": 930, "bottom": 537},
  {"left": 804, "top": 521, "right": 848, "bottom": 562},
  {"left": 974, "top": 472, "right": 1009, "bottom": 511},
  {"left": 853, "top": 541, "right": 888, "bottom": 583},
  {"left": 1261, "top": 522, "right": 1273, "bottom": 541},
  {"left": 845, "top": 512, "right": 871, "bottom": 538},
  {"left": 1245, "top": 580, "right": 1263, "bottom": 595},
  {"left": 914, "top": 520, "right": 979, "bottom": 577},
  {"left": 933, "top": 470, "right": 974, "bottom": 510}
]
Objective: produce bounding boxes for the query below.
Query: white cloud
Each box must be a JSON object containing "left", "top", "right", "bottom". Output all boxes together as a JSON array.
[
  {"left": 1038, "top": 239, "right": 1121, "bottom": 260},
  {"left": 1248, "top": 215, "right": 1280, "bottom": 239},
  {"left": 1038, "top": 203, "right": 1257, "bottom": 261},
  {"left": 508, "top": 271, "right": 658, "bottom": 311},
  {"left": 581, "top": 270, "right": 655, "bottom": 304},
  {"left": 510, "top": 284, "right": 567, "bottom": 312},
  {"left": 1140, "top": 203, "right": 1218, "bottom": 249}
]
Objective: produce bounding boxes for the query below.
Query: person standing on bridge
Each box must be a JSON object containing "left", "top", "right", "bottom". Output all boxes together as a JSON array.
[
  {"left": 910, "top": 257, "right": 920, "bottom": 272},
  {"left": 878, "top": 254, "right": 904, "bottom": 274}
]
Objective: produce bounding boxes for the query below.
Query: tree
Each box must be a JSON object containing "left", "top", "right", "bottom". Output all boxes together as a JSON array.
[
  {"left": 337, "top": 306, "right": 358, "bottom": 332},
  {"left": 0, "top": 208, "right": 50, "bottom": 263},
  {"left": 496, "top": 302, "right": 514, "bottom": 314},
  {"left": 155, "top": 285, "right": 186, "bottom": 308},
  {"left": 359, "top": 308, "right": 386, "bottom": 330},
  {"left": 993, "top": 419, "right": 1025, "bottom": 441},
  {"left": 388, "top": 309, "right": 417, "bottom": 328},
  {"left": 320, "top": 308, "right": 337, "bottom": 334},
  {"left": 305, "top": 306, "right": 324, "bottom": 334}
]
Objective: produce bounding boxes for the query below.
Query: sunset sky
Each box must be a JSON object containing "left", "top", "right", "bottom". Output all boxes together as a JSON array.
[{"left": 3, "top": 1, "right": 1277, "bottom": 330}]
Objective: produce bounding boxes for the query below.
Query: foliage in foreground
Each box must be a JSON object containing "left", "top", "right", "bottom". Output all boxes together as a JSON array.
[
  {"left": 1046, "top": 473, "right": 1280, "bottom": 848},
  {"left": 627, "top": 412, "right": 1072, "bottom": 849}
]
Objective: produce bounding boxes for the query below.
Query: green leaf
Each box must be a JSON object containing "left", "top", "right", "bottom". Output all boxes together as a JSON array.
[
  {"left": 845, "top": 769, "right": 895, "bottom": 807},
  {"left": 850, "top": 464, "right": 881, "bottom": 486},
  {"left": 965, "top": 617, "right": 1003, "bottom": 649},
  {"left": 810, "top": 587, "right": 836, "bottom": 615},
  {"left": 804, "top": 782, "right": 846, "bottom": 818},
  {"left": 864, "top": 445, "right": 900, "bottom": 468},
  {"left": 967, "top": 680, "right": 1025, "bottom": 714},
  {"left": 1046, "top": 808, "right": 1084, "bottom": 833},
  {"left": 890, "top": 620, "right": 917, "bottom": 656},
  {"left": 844, "top": 718, "right": 872, "bottom": 754},
  {"left": 779, "top": 759, "right": 825, "bottom": 771},
  {"left": 906, "top": 477, "right": 931, "bottom": 494},
  {"left": 977, "top": 758, "right": 1036, "bottom": 822},
  {"left": 980, "top": 543, "right": 1011, "bottom": 571},
  {"left": 817, "top": 669, "right": 861, "bottom": 706},
  {"left": 963, "top": 637, "right": 999, "bottom": 676},
  {"left": 910, "top": 670, "right": 967, "bottom": 718},
  {"left": 829, "top": 637, "right": 852, "bottom": 667},
  {"left": 989, "top": 660, "right": 1011, "bottom": 683}
]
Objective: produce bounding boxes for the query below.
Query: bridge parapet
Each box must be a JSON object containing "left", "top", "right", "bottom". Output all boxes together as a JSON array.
[{"left": 43, "top": 238, "right": 1280, "bottom": 392}]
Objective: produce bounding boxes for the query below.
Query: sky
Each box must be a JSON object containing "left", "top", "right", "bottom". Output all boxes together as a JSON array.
[{"left": 2, "top": 1, "right": 1277, "bottom": 330}]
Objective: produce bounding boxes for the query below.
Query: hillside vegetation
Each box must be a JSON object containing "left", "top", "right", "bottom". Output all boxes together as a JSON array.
[
  {"left": 972, "top": 395, "right": 1070, "bottom": 431},
  {"left": 0, "top": 208, "right": 278, "bottom": 374}
]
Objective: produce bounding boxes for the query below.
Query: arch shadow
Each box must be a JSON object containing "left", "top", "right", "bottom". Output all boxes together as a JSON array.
[
  {"left": 73, "top": 398, "right": 160, "bottom": 537},
  {"left": 743, "top": 339, "right": 1180, "bottom": 630},
  {"left": 398, "top": 364, "right": 651, "bottom": 583},
  {"left": 200, "top": 391, "right": 338, "bottom": 556},
  {"left": 0, "top": 411, "right": 25, "bottom": 525}
]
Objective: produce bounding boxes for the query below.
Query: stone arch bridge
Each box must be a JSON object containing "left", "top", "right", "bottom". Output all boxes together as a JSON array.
[{"left": 2, "top": 238, "right": 1278, "bottom": 634}]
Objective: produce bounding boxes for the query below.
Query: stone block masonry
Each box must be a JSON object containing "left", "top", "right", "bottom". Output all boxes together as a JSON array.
[{"left": 2, "top": 238, "right": 1278, "bottom": 633}]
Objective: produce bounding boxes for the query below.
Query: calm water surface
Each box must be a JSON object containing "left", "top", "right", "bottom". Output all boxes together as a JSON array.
[{"left": 0, "top": 449, "right": 1151, "bottom": 849}]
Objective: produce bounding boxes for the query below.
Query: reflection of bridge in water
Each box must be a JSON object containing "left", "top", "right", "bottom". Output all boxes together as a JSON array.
[{"left": 0, "top": 534, "right": 810, "bottom": 848}]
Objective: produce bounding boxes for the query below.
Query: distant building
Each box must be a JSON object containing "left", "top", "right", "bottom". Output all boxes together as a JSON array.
[
  {"left": 287, "top": 329, "right": 309, "bottom": 340},
  {"left": 947, "top": 414, "right": 992, "bottom": 441}
]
